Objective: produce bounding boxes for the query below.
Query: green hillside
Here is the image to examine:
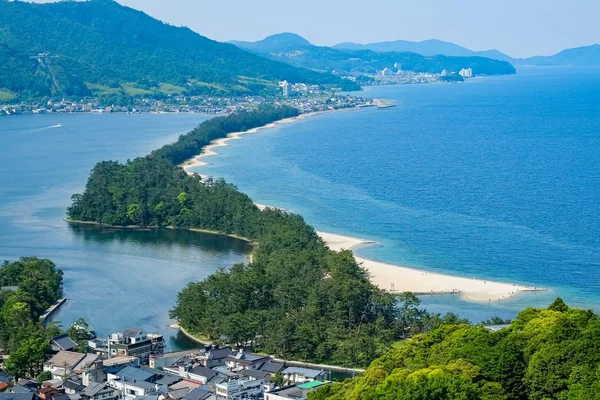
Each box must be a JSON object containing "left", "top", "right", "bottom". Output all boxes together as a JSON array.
[
  {"left": 310, "top": 299, "right": 600, "bottom": 400},
  {"left": 0, "top": 0, "right": 356, "bottom": 102}
]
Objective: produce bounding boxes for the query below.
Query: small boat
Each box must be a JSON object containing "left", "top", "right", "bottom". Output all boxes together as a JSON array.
[{"left": 57, "top": 123, "right": 63, "bottom": 127}]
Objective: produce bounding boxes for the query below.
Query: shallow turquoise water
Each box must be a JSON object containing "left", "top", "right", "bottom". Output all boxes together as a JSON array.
[
  {"left": 195, "top": 67, "right": 600, "bottom": 322},
  {"left": 0, "top": 113, "right": 252, "bottom": 349}
]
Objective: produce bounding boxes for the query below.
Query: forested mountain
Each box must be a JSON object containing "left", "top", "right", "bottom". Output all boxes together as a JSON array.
[
  {"left": 310, "top": 299, "right": 600, "bottom": 400},
  {"left": 0, "top": 0, "right": 355, "bottom": 102},
  {"left": 334, "top": 38, "right": 514, "bottom": 62},
  {"left": 230, "top": 33, "right": 313, "bottom": 53},
  {"left": 230, "top": 33, "right": 516, "bottom": 76},
  {"left": 520, "top": 44, "right": 600, "bottom": 66}
]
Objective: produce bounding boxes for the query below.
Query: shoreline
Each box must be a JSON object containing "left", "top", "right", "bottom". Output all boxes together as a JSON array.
[
  {"left": 182, "top": 108, "right": 354, "bottom": 175},
  {"left": 180, "top": 110, "right": 546, "bottom": 303}
]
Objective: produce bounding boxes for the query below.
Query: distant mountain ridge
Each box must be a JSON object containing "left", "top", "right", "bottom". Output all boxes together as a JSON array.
[
  {"left": 334, "top": 39, "right": 515, "bottom": 62},
  {"left": 230, "top": 33, "right": 516, "bottom": 77},
  {"left": 334, "top": 38, "right": 600, "bottom": 66},
  {"left": 521, "top": 44, "right": 600, "bottom": 66},
  {"left": 0, "top": 1, "right": 355, "bottom": 102}
]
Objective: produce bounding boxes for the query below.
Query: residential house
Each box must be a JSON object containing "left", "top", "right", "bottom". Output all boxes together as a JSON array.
[
  {"left": 215, "top": 378, "right": 263, "bottom": 400},
  {"left": 81, "top": 383, "right": 119, "bottom": 400},
  {"left": 82, "top": 357, "right": 140, "bottom": 386},
  {"left": 0, "top": 393, "right": 34, "bottom": 400},
  {"left": 257, "top": 363, "right": 283, "bottom": 375},
  {"left": 107, "top": 329, "right": 164, "bottom": 364},
  {"left": 177, "top": 366, "right": 217, "bottom": 385},
  {"left": 106, "top": 366, "right": 176, "bottom": 400},
  {"left": 280, "top": 368, "right": 329, "bottom": 385},
  {"left": 264, "top": 382, "right": 328, "bottom": 400},
  {"left": 51, "top": 335, "right": 78, "bottom": 353},
  {"left": 197, "top": 348, "right": 233, "bottom": 369},
  {"left": 182, "top": 387, "right": 212, "bottom": 400},
  {"left": 149, "top": 351, "right": 199, "bottom": 370},
  {"left": 224, "top": 351, "right": 270, "bottom": 372},
  {"left": 43, "top": 352, "right": 87, "bottom": 379},
  {"left": 38, "top": 384, "right": 64, "bottom": 400}
]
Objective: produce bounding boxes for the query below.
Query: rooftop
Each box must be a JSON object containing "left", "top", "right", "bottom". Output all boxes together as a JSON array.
[
  {"left": 116, "top": 366, "right": 156, "bottom": 382},
  {"left": 282, "top": 367, "right": 325, "bottom": 379},
  {"left": 45, "top": 351, "right": 86, "bottom": 369},
  {"left": 297, "top": 381, "right": 326, "bottom": 389},
  {"left": 103, "top": 356, "right": 138, "bottom": 367},
  {"left": 188, "top": 366, "right": 216, "bottom": 381},
  {"left": 122, "top": 328, "right": 143, "bottom": 338},
  {"left": 52, "top": 334, "right": 78, "bottom": 351}
]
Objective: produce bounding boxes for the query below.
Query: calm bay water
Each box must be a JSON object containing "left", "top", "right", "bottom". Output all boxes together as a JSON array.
[
  {"left": 195, "top": 67, "right": 600, "bottom": 322},
  {"left": 0, "top": 113, "right": 252, "bottom": 350}
]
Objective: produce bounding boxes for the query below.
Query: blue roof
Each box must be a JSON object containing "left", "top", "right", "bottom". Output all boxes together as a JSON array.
[{"left": 117, "top": 366, "right": 156, "bottom": 382}]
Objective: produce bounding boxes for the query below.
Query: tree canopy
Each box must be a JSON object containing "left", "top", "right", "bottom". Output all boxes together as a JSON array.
[
  {"left": 0, "top": 257, "right": 63, "bottom": 358},
  {"left": 309, "top": 299, "right": 600, "bottom": 400}
]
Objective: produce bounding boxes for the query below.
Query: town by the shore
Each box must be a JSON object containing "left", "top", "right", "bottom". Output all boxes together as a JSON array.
[{"left": 181, "top": 112, "right": 546, "bottom": 303}]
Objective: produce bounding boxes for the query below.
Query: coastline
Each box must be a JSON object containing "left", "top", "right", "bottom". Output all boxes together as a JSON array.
[
  {"left": 181, "top": 110, "right": 546, "bottom": 303},
  {"left": 182, "top": 108, "right": 352, "bottom": 175}
]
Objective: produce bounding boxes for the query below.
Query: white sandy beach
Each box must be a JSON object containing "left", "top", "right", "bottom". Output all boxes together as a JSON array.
[
  {"left": 317, "top": 231, "right": 543, "bottom": 302},
  {"left": 182, "top": 112, "right": 545, "bottom": 303},
  {"left": 182, "top": 113, "right": 316, "bottom": 175}
]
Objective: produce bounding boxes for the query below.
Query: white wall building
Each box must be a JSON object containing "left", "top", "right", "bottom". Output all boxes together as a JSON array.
[
  {"left": 459, "top": 68, "right": 474, "bottom": 78},
  {"left": 215, "top": 378, "right": 264, "bottom": 400}
]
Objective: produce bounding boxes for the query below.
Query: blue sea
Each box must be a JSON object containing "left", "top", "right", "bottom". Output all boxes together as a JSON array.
[
  {"left": 0, "top": 113, "right": 252, "bottom": 349},
  {"left": 194, "top": 67, "right": 600, "bottom": 321}
]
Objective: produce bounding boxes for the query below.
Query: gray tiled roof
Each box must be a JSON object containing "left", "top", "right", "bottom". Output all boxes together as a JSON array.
[
  {"left": 0, "top": 393, "right": 34, "bottom": 400},
  {"left": 259, "top": 362, "right": 284, "bottom": 373},
  {"left": 122, "top": 328, "right": 143, "bottom": 338},
  {"left": 52, "top": 334, "right": 78, "bottom": 351},
  {"left": 282, "top": 367, "right": 325, "bottom": 379},
  {"left": 188, "top": 366, "right": 216, "bottom": 381}
]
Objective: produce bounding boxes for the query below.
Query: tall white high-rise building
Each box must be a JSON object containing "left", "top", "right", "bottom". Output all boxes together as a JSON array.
[{"left": 459, "top": 68, "right": 474, "bottom": 78}]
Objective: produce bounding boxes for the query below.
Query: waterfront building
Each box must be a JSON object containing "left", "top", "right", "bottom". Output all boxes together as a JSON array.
[
  {"left": 280, "top": 367, "right": 330, "bottom": 385},
  {"left": 459, "top": 67, "right": 474, "bottom": 78},
  {"left": 280, "top": 81, "right": 292, "bottom": 97},
  {"left": 150, "top": 350, "right": 200, "bottom": 369},
  {"left": 224, "top": 350, "right": 271, "bottom": 372},
  {"left": 107, "top": 329, "right": 164, "bottom": 364},
  {"left": 51, "top": 334, "right": 78, "bottom": 353}
]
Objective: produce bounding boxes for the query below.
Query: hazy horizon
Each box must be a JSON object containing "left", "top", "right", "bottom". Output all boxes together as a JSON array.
[{"left": 27, "top": 0, "right": 600, "bottom": 58}]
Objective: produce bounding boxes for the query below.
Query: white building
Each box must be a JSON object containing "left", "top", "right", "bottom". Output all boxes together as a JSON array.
[
  {"left": 459, "top": 68, "right": 473, "bottom": 78},
  {"left": 380, "top": 68, "right": 394, "bottom": 76},
  {"left": 280, "top": 81, "right": 291, "bottom": 97},
  {"left": 215, "top": 378, "right": 264, "bottom": 400}
]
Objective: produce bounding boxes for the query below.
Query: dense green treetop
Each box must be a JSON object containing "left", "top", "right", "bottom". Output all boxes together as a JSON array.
[
  {"left": 0, "top": 257, "right": 63, "bottom": 357},
  {"left": 310, "top": 299, "right": 600, "bottom": 400},
  {"left": 0, "top": 0, "right": 357, "bottom": 102}
]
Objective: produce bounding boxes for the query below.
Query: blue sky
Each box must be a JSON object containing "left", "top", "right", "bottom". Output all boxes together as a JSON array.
[{"left": 33, "top": 0, "right": 599, "bottom": 58}]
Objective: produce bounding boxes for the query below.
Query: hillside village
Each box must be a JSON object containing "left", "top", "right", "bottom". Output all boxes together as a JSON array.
[{"left": 0, "top": 327, "right": 336, "bottom": 400}]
